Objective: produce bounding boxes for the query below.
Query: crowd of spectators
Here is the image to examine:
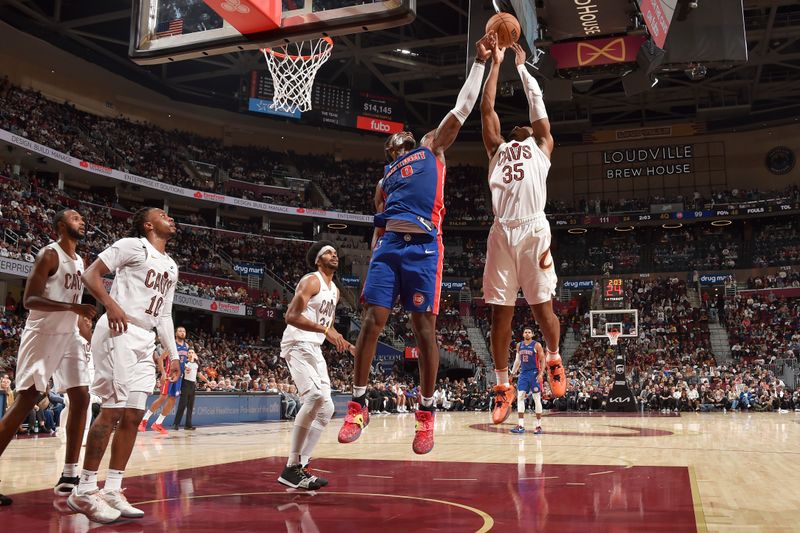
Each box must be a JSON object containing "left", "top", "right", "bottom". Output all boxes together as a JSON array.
[
  {"left": 724, "top": 293, "right": 800, "bottom": 362},
  {"left": 752, "top": 220, "right": 800, "bottom": 267}
]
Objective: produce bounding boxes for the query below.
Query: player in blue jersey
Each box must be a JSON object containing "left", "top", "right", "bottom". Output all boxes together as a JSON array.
[
  {"left": 339, "top": 33, "right": 497, "bottom": 455},
  {"left": 138, "top": 326, "right": 189, "bottom": 435},
  {"left": 510, "top": 327, "right": 546, "bottom": 434}
]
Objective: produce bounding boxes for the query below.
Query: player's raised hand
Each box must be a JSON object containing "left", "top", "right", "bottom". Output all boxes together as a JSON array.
[
  {"left": 105, "top": 299, "right": 128, "bottom": 333},
  {"left": 71, "top": 303, "right": 97, "bottom": 319},
  {"left": 491, "top": 39, "right": 507, "bottom": 65},
  {"left": 476, "top": 31, "right": 494, "bottom": 62},
  {"left": 511, "top": 42, "right": 526, "bottom": 66}
]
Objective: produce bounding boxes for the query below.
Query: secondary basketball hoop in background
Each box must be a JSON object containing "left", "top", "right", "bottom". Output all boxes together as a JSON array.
[
  {"left": 607, "top": 328, "right": 621, "bottom": 346},
  {"left": 261, "top": 37, "right": 333, "bottom": 113}
]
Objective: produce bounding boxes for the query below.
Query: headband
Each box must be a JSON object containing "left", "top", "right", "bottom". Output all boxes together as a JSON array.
[{"left": 315, "top": 245, "right": 336, "bottom": 264}]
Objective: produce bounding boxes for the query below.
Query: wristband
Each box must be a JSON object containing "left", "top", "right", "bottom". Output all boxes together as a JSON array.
[
  {"left": 324, "top": 325, "right": 330, "bottom": 335},
  {"left": 475, "top": 57, "right": 487, "bottom": 65}
]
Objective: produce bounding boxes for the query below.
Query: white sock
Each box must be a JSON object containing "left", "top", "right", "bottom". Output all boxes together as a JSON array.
[
  {"left": 105, "top": 469, "right": 124, "bottom": 491},
  {"left": 495, "top": 369, "right": 509, "bottom": 386},
  {"left": 155, "top": 414, "right": 166, "bottom": 425},
  {"left": 142, "top": 410, "right": 154, "bottom": 422},
  {"left": 421, "top": 396, "right": 434, "bottom": 407},
  {"left": 63, "top": 463, "right": 79, "bottom": 478},
  {"left": 300, "top": 426, "right": 324, "bottom": 464},
  {"left": 353, "top": 386, "right": 367, "bottom": 398},
  {"left": 77, "top": 469, "right": 98, "bottom": 494},
  {"left": 518, "top": 417, "right": 524, "bottom": 427},
  {"left": 546, "top": 349, "right": 561, "bottom": 363},
  {"left": 536, "top": 418, "right": 542, "bottom": 428}
]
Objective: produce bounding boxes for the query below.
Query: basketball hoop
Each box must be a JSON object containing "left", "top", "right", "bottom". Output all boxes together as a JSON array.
[
  {"left": 261, "top": 37, "right": 333, "bottom": 113},
  {"left": 608, "top": 330, "right": 621, "bottom": 346}
]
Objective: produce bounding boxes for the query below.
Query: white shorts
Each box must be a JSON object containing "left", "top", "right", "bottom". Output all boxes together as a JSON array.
[
  {"left": 281, "top": 341, "right": 331, "bottom": 400},
  {"left": 91, "top": 314, "right": 157, "bottom": 409},
  {"left": 482, "top": 214, "right": 558, "bottom": 306},
  {"left": 15, "top": 328, "right": 89, "bottom": 393}
]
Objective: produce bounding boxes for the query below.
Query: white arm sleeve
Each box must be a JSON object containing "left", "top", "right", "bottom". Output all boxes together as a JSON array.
[
  {"left": 449, "top": 61, "right": 486, "bottom": 125},
  {"left": 155, "top": 268, "right": 179, "bottom": 361},
  {"left": 517, "top": 64, "right": 548, "bottom": 123}
]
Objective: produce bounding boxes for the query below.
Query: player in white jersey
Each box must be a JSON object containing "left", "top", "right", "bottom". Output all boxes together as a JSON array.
[
  {"left": 0, "top": 209, "right": 96, "bottom": 506},
  {"left": 480, "top": 42, "right": 565, "bottom": 426},
  {"left": 67, "top": 207, "right": 180, "bottom": 524},
  {"left": 277, "top": 241, "right": 353, "bottom": 491}
]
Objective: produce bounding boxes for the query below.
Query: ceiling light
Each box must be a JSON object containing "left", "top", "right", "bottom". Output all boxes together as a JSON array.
[
  {"left": 567, "top": 228, "right": 588, "bottom": 234},
  {"left": 614, "top": 225, "right": 635, "bottom": 232},
  {"left": 327, "top": 223, "right": 347, "bottom": 230},
  {"left": 711, "top": 220, "right": 732, "bottom": 226},
  {"left": 662, "top": 223, "right": 683, "bottom": 229}
]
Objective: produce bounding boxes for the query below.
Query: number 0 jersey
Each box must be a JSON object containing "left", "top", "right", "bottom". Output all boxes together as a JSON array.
[
  {"left": 281, "top": 271, "right": 339, "bottom": 346},
  {"left": 97, "top": 237, "right": 178, "bottom": 331},
  {"left": 488, "top": 136, "right": 551, "bottom": 222}
]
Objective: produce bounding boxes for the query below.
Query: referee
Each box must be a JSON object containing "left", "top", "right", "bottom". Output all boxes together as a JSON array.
[{"left": 172, "top": 349, "right": 208, "bottom": 430}]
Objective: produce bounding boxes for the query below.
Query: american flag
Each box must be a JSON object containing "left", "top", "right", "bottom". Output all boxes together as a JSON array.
[{"left": 155, "top": 19, "right": 184, "bottom": 38}]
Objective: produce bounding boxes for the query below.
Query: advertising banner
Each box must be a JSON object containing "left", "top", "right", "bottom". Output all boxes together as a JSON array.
[
  {"left": 233, "top": 262, "right": 266, "bottom": 276},
  {"left": 550, "top": 35, "right": 646, "bottom": 69}
]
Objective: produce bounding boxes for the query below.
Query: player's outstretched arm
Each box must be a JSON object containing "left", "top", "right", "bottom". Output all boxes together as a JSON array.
[
  {"left": 22, "top": 247, "right": 96, "bottom": 319},
  {"left": 512, "top": 43, "right": 554, "bottom": 159},
  {"left": 421, "top": 33, "right": 492, "bottom": 158},
  {"left": 481, "top": 38, "right": 505, "bottom": 159}
]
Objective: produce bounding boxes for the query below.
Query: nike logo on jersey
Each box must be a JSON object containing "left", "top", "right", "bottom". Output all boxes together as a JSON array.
[{"left": 424, "top": 249, "right": 436, "bottom": 255}]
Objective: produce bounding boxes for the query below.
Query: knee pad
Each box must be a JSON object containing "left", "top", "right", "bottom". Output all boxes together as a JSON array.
[
  {"left": 312, "top": 398, "right": 334, "bottom": 430},
  {"left": 517, "top": 391, "right": 527, "bottom": 412},
  {"left": 533, "top": 392, "right": 543, "bottom": 415}
]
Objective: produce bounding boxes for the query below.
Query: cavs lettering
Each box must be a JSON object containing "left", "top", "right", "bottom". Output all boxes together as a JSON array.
[
  {"left": 144, "top": 269, "right": 173, "bottom": 317},
  {"left": 64, "top": 272, "right": 83, "bottom": 291},
  {"left": 496, "top": 143, "right": 533, "bottom": 166}
]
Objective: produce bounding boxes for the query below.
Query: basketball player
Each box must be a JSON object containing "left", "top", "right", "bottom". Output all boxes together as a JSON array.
[
  {"left": 0, "top": 209, "right": 96, "bottom": 506},
  {"left": 480, "top": 41, "right": 565, "bottom": 425},
  {"left": 338, "top": 34, "right": 494, "bottom": 455},
  {"left": 138, "top": 326, "right": 189, "bottom": 434},
  {"left": 278, "top": 241, "right": 352, "bottom": 490},
  {"left": 510, "top": 328, "right": 546, "bottom": 434},
  {"left": 67, "top": 207, "right": 180, "bottom": 524}
]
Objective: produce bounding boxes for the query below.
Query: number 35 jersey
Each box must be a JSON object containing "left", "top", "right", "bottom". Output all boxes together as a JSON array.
[
  {"left": 97, "top": 237, "right": 178, "bottom": 331},
  {"left": 281, "top": 271, "right": 339, "bottom": 346},
  {"left": 488, "top": 136, "right": 551, "bottom": 222}
]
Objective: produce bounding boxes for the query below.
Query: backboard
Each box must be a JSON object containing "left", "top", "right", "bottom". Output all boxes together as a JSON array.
[
  {"left": 589, "top": 309, "right": 639, "bottom": 341},
  {"left": 130, "top": 0, "right": 416, "bottom": 65}
]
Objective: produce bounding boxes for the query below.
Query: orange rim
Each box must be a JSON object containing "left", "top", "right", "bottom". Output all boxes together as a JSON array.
[{"left": 261, "top": 36, "right": 334, "bottom": 61}]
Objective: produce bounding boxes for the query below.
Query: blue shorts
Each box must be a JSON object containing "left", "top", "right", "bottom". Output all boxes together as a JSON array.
[
  {"left": 160, "top": 378, "right": 182, "bottom": 397},
  {"left": 362, "top": 232, "right": 443, "bottom": 314},
  {"left": 518, "top": 371, "right": 541, "bottom": 395}
]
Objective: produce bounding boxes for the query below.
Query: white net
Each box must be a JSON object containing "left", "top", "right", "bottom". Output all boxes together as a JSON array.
[
  {"left": 608, "top": 331, "right": 621, "bottom": 346},
  {"left": 261, "top": 37, "right": 333, "bottom": 114}
]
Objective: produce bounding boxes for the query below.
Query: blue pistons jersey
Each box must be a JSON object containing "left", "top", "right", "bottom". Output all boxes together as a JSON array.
[
  {"left": 374, "top": 146, "right": 446, "bottom": 237},
  {"left": 517, "top": 341, "right": 541, "bottom": 394}
]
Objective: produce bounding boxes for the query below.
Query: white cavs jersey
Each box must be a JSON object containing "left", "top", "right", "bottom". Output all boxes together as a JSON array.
[
  {"left": 282, "top": 272, "right": 339, "bottom": 345},
  {"left": 97, "top": 237, "right": 178, "bottom": 330},
  {"left": 25, "top": 242, "right": 85, "bottom": 334},
  {"left": 488, "top": 136, "right": 551, "bottom": 221}
]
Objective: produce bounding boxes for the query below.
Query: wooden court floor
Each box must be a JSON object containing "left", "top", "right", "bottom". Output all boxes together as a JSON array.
[{"left": 1, "top": 411, "right": 799, "bottom": 532}]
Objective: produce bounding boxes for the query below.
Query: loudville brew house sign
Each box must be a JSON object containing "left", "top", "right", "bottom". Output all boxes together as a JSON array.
[{"left": 603, "top": 144, "right": 693, "bottom": 179}]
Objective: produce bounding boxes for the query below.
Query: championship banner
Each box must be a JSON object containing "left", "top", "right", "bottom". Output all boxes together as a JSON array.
[
  {"left": 543, "top": 0, "right": 632, "bottom": 41},
  {"left": 549, "top": 35, "right": 646, "bottom": 69},
  {"left": 638, "top": 0, "right": 677, "bottom": 49},
  {"left": 233, "top": 262, "right": 266, "bottom": 276},
  {"left": 0, "top": 128, "right": 373, "bottom": 224}
]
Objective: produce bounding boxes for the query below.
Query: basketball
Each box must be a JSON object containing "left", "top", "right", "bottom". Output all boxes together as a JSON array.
[{"left": 485, "top": 12, "right": 521, "bottom": 48}]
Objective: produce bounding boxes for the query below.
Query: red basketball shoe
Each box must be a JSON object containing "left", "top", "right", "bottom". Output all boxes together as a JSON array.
[
  {"left": 492, "top": 383, "right": 516, "bottom": 424},
  {"left": 337, "top": 401, "right": 369, "bottom": 444},
  {"left": 412, "top": 409, "right": 435, "bottom": 455}
]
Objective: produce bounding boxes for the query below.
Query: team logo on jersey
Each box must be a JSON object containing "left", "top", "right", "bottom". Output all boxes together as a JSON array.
[
  {"left": 401, "top": 165, "right": 414, "bottom": 177},
  {"left": 413, "top": 292, "right": 425, "bottom": 307},
  {"left": 538, "top": 248, "right": 553, "bottom": 270}
]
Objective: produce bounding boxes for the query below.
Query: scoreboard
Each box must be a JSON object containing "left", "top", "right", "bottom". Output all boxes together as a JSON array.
[
  {"left": 602, "top": 278, "right": 625, "bottom": 309},
  {"left": 247, "top": 71, "right": 405, "bottom": 134}
]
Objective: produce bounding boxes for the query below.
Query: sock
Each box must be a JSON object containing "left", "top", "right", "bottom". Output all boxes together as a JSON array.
[
  {"left": 142, "top": 410, "right": 153, "bottom": 422},
  {"left": 77, "top": 469, "right": 98, "bottom": 495},
  {"left": 518, "top": 417, "right": 524, "bottom": 428},
  {"left": 63, "top": 463, "right": 79, "bottom": 478},
  {"left": 495, "top": 368, "right": 509, "bottom": 386},
  {"left": 353, "top": 386, "right": 366, "bottom": 399},
  {"left": 155, "top": 414, "right": 166, "bottom": 425},
  {"left": 536, "top": 418, "right": 542, "bottom": 428},
  {"left": 421, "top": 396, "right": 434, "bottom": 407},
  {"left": 546, "top": 349, "right": 561, "bottom": 363},
  {"left": 105, "top": 470, "right": 124, "bottom": 491},
  {"left": 300, "top": 426, "right": 324, "bottom": 464}
]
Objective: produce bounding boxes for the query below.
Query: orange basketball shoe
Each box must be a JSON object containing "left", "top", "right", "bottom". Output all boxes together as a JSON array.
[
  {"left": 337, "top": 401, "right": 369, "bottom": 444},
  {"left": 491, "top": 384, "right": 516, "bottom": 424},
  {"left": 547, "top": 354, "right": 567, "bottom": 397},
  {"left": 412, "top": 409, "right": 435, "bottom": 454}
]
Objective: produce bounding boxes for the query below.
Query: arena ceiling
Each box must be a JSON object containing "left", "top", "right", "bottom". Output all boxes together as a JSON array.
[{"left": 1, "top": 0, "right": 800, "bottom": 136}]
